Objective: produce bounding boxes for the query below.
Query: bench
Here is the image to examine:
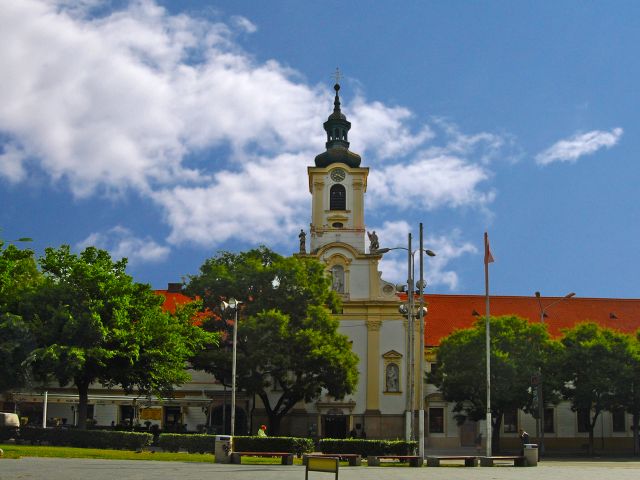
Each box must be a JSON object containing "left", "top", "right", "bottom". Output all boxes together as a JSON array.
[
  {"left": 426, "top": 455, "right": 478, "bottom": 467},
  {"left": 230, "top": 451, "right": 294, "bottom": 465},
  {"left": 479, "top": 455, "right": 526, "bottom": 467},
  {"left": 304, "top": 453, "right": 362, "bottom": 466},
  {"left": 305, "top": 456, "right": 339, "bottom": 480},
  {"left": 367, "top": 455, "right": 422, "bottom": 467}
]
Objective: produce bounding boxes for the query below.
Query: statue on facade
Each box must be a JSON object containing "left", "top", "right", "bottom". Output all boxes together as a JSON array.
[
  {"left": 367, "top": 230, "right": 379, "bottom": 252},
  {"left": 299, "top": 229, "right": 306, "bottom": 254},
  {"left": 386, "top": 363, "right": 399, "bottom": 392}
]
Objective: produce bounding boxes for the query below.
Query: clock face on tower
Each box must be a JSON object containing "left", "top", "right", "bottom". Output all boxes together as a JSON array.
[{"left": 330, "top": 168, "right": 346, "bottom": 182}]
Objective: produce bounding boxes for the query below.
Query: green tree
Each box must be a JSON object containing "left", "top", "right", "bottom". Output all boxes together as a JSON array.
[
  {"left": 431, "top": 315, "right": 550, "bottom": 453},
  {"left": 0, "top": 240, "right": 40, "bottom": 393},
  {"left": 554, "top": 322, "right": 633, "bottom": 455},
  {"left": 186, "top": 246, "right": 358, "bottom": 434},
  {"left": 612, "top": 333, "right": 640, "bottom": 456},
  {"left": 19, "top": 245, "right": 216, "bottom": 429}
]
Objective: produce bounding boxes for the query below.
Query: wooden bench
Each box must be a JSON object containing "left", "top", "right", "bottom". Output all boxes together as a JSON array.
[
  {"left": 479, "top": 455, "right": 526, "bottom": 467},
  {"left": 426, "top": 455, "right": 478, "bottom": 467},
  {"left": 367, "top": 455, "right": 422, "bottom": 467},
  {"left": 230, "top": 451, "right": 294, "bottom": 465},
  {"left": 305, "top": 456, "right": 339, "bottom": 480},
  {"left": 304, "top": 453, "right": 362, "bottom": 466}
]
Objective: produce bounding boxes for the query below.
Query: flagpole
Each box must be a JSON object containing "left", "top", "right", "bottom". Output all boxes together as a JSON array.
[{"left": 484, "top": 232, "right": 492, "bottom": 457}]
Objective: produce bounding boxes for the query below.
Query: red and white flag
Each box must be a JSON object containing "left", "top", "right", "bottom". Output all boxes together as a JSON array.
[{"left": 484, "top": 232, "right": 494, "bottom": 265}]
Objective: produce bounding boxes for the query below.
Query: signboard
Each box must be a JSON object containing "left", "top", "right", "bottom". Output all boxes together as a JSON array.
[{"left": 139, "top": 408, "right": 162, "bottom": 420}]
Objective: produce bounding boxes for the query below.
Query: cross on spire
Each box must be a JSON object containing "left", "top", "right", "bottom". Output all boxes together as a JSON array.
[{"left": 332, "top": 67, "right": 342, "bottom": 84}]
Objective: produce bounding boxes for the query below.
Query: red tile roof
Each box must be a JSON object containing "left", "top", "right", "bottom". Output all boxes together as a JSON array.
[
  {"left": 422, "top": 294, "right": 640, "bottom": 347},
  {"left": 155, "top": 289, "right": 195, "bottom": 313}
]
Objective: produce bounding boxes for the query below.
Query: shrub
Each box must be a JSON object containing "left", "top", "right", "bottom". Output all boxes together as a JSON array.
[
  {"left": 319, "top": 438, "right": 417, "bottom": 456},
  {"left": 18, "top": 427, "right": 151, "bottom": 450},
  {"left": 157, "top": 433, "right": 215, "bottom": 453},
  {"left": 232, "top": 436, "right": 314, "bottom": 456}
]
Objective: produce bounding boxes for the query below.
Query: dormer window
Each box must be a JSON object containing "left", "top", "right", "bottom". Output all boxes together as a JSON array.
[{"left": 330, "top": 184, "right": 346, "bottom": 210}]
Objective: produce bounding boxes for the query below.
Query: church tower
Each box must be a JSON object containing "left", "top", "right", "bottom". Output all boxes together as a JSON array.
[
  {"left": 308, "top": 83, "right": 368, "bottom": 255},
  {"left": 307, "top": 83, "right": 395, "bottom": 302}
]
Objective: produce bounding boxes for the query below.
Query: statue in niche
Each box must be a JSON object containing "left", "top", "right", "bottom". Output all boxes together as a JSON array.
[
  {"left": 331, "top": 265, "right": 344, "bottom": 293},
  {"left": 298, "top": 229, "right": 306, "bottom": 254},
  {"left": 367, "top": 231, "right": 379, "bottom": 252},
  {"left": 386, "top": 363, "right": 399, "bottom": 392}
]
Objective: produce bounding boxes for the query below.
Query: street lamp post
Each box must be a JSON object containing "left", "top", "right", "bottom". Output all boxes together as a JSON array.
[
  {"left": 534, "top": 291, "right": 575, "bottom": 456},
  {"left": 221, "top": 297, "right": 242, "bottom": 437},
  {"left": 374, "top": 225, "right": 435, "bottom": 457}
]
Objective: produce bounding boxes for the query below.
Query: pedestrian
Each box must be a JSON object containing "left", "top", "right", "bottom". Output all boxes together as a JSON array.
[
  {"left": 257, "top": 424, "right": 267, "bottom": 437},
  {"left": 475, "top": 432, "right": 483, "bottom": 454},
  {"left": 519, "top": 428, "right": 529, "bottom": 455}
]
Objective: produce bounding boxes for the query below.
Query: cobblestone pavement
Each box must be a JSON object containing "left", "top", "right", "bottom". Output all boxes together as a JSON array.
[{"left": 1, "top": 458, "right": 640, "bottom": 480}]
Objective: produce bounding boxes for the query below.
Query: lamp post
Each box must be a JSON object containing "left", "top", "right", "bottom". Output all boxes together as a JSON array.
[
  {"left": 534, "top": 291, "right": 575, "bottom": 456},
  {"left": 374, "top": 224, "right": 435, "bottom": 457},
  {"left": 221, "top": 297, "right": 242, "bottom": 436}
]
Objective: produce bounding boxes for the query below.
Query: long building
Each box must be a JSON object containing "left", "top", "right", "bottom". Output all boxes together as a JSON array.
[{"left": 4, "top": 83, "right": 640, "bottom": 454}]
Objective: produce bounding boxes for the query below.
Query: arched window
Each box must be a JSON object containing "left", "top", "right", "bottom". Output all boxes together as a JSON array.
[{"left": 330, "top": 184, "right": 346, "bottom": 210}]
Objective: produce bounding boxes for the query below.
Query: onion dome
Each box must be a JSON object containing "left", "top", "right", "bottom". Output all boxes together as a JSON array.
[{"left": 314, "top": 83, "right": 361, "bottom": 168}]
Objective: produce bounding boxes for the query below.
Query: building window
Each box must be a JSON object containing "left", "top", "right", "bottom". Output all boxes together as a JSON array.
[
  {"left": 120, "top": 405, "right": 135, "bottom": 426},
  {"left": 612, "top": 409, "right": 626, "bottom": 432},
  {"left": 577, "top": 408, "right": 590, "bottom": 433},
  {"left": 503, "top": 408, "right": 518, "bottom": 433},
  {"left": 330, "top": 184, "right": 346, "bottom": 210},
  {"left": 428, "top": 407, "right": 444, "bottom": 433},
  {"left": 427, "top": 363, "right": 438, "bottom": 384},
  {"left": 543, "top": 407, "right": 555, "bottom": 433},
  {"left": 385, "top": 363, "right": 399, "bottom": 392}
]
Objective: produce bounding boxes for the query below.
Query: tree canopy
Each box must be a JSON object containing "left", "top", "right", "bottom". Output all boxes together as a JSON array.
[
  {"left": 14, "top": 245, "right": 216, "bottom": 428},
  {"left": 186, "top": 246, "right": 358, "bottom": 434},
  {"left": 431, "top": 315, "right": 551, "bottom": 452},
  {"left": 0, "top": 240, "right": 40, "bottom": 393},
  {"left": 552, "top": 322, "right": 634, "bottom": 455}
]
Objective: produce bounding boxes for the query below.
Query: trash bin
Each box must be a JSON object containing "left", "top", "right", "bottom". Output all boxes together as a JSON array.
[
  {"left": 523, "top": 443, "right": 538, "bottom": 466},
  {"left": 214, "top": 435, "right": 233, "bottom": 463}
]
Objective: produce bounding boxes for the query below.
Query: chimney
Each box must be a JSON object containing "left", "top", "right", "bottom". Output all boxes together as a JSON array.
[{"left": 167, "top": 283, "right": 182, "bottom": 293}]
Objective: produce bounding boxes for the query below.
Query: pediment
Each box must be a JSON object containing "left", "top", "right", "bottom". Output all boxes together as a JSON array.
[{"left": 382, "top": 349, "right": 403, "bottom": 360}]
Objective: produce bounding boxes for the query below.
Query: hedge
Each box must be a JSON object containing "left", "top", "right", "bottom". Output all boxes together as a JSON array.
[
  {"left": 319, "top": 438, "right": 417, "bottom": 456},
  {"left": 19, "top": 427, "right": 151, "bottom": 450},
  {"left": 232, "top": 436, "right": 315, "bottom": 456},
  {"left": 157, "top": 433, "right": 215, "bottom": 453}
]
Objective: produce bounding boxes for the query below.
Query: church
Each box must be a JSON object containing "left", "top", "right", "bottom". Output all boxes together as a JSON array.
[{"left": 5, "top": 82, "right": 640, "bottom": 454}]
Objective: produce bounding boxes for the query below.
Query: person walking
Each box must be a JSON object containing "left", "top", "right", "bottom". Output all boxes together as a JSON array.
[
  {"left": 519, "top": 429, "right": 530, "bottom": 455},
  {"left": 257, "top": 424, "right": 267, "bottom": 437}
]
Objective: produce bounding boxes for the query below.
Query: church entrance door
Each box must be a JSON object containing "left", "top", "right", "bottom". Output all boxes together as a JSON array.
[{"left": 323, "top": 415, "right": 347, "bottom": 439}]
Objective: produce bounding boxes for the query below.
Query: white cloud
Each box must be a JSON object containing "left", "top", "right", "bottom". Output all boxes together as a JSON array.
[
  {"left": 0, "top": 143, "right": 28, "bottom": 183},
  {"left": 76, "top": 226, "right": 170, "bottom": 264},
  {"left": 153, "top": 152, "right": 311, "bottom": 246},
  {"left": 1, "top": 0, "right": 511, "bottom": 281},
  {"left": 349, "top": 97, "right": 434, "bottom": 160},
  {"left": 231, "top": 15, "right": 257, "bottom": 33},
  {"left": 374, "top": 222, "right": 477, "bottom": 290},
  {"left": 535, "top": 128, "right": 623, "bottom": 166},
  {"left": 369, "top": 153, "right": 494, "bottom": 211}
]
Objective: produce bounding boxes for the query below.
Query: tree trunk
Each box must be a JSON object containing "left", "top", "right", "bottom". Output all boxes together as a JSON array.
[
  {"left": 268, "top": 414, "right": 282, "bottom": 436},
  {"left": 491, "top": 412, "right": 503, "bottom": 454},
  {"left": 76, "top": 380, "right": 89, "bottom": 430}
]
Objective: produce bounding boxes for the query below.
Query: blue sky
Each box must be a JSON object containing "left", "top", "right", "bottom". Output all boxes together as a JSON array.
[{"left": 1, "top": 0, "right": 638, "bottom": 298}]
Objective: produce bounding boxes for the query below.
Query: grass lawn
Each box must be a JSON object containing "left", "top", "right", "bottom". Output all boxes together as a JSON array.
[
  {"left": 0, "top": 444, "right": 308, "bottom": 464},
  {"left": 0, "top": 444, "right": 215, "bottom": 462}
]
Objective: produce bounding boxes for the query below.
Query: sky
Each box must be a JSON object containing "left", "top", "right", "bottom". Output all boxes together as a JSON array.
[{"left": 1, "top": 0, "right": 639, "bottom": 298}]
